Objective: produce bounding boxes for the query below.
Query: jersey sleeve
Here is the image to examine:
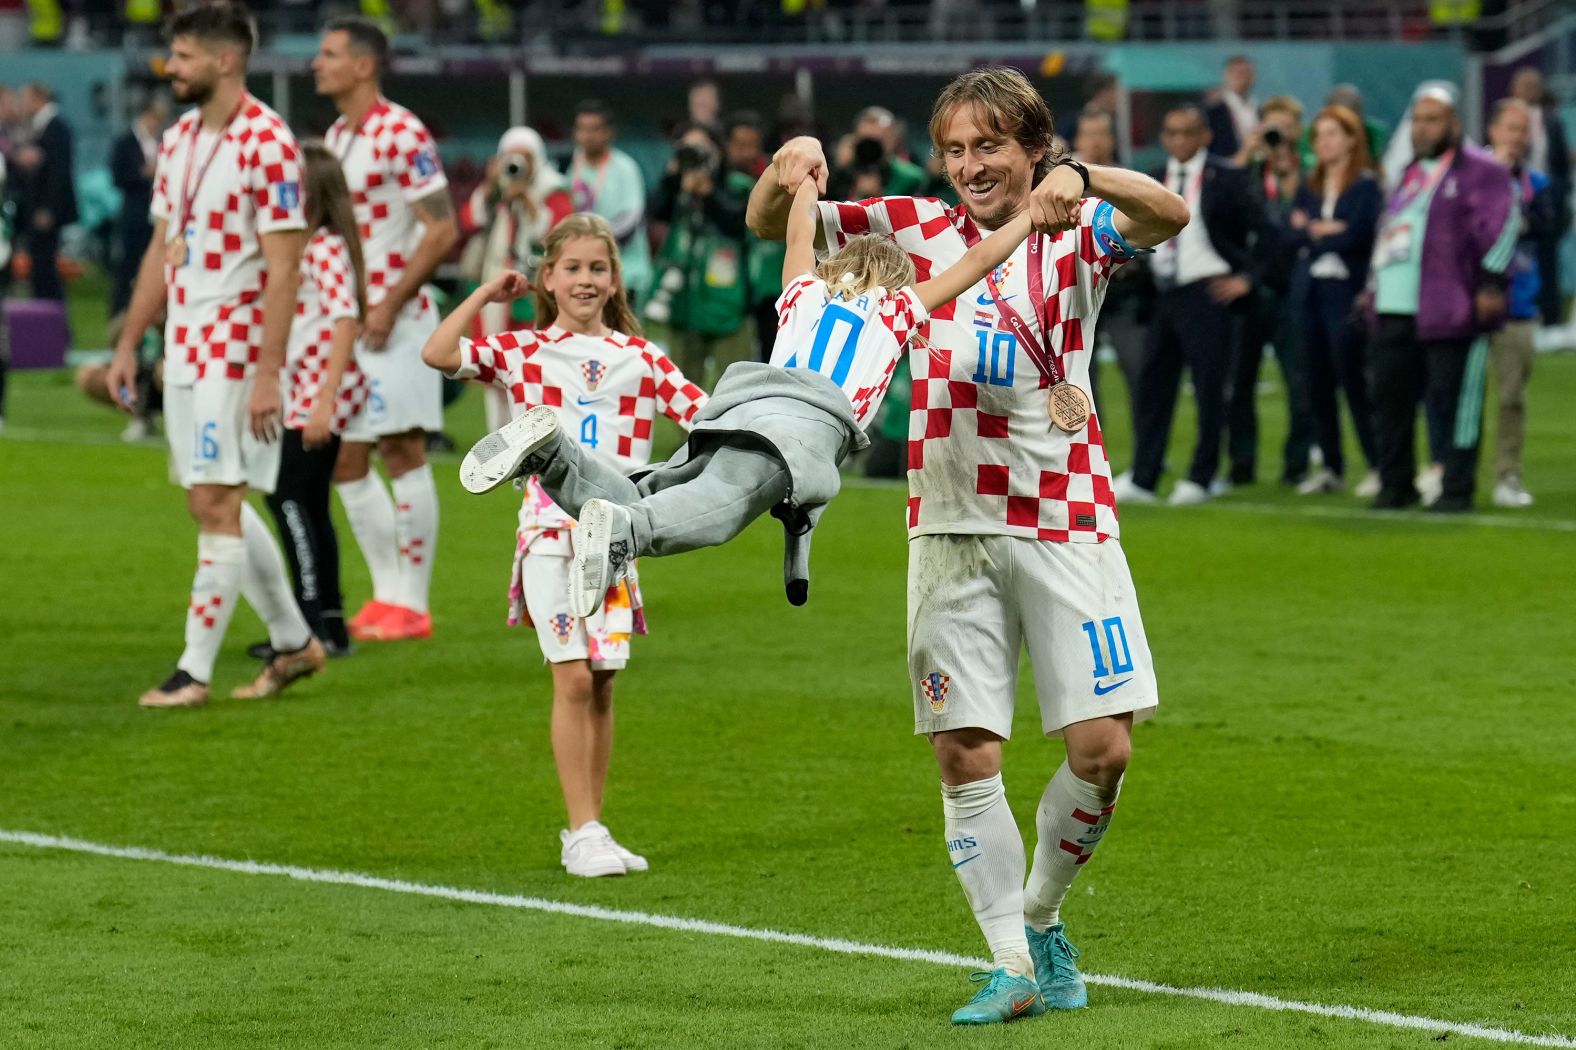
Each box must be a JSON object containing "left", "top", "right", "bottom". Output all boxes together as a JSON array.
[
  {"left": 1057, "top": 198, "right": 1146, "bottom": 318},
  {"left": 880, "top": 287, "right": 931, "bottom": 346},
  {"left": 150, "top": 125, "right": 179, "bottom": 223},
  {"left": 453, "top": 330, "right": 532, "bottom": 386},
  {"left": 309, "top": 235, "right": 359, "bottom": 323},
  {"left": 774, "top": 274, "right": 825, "bottom": 330},
  {"left": 816, "top": 196, "right": 954, "bottom": 255},
  {"left": 644, "top": 343, "right": 708, "bottom": 427},
  {"left": 1081, "top": 197, "right": 1148, "bottom": 265},
  {"left": 248, "top": 124, "right": 306, "bottom": 234},
  {"left": 388, "top": 115, "right": 448, "bottom": 204}
]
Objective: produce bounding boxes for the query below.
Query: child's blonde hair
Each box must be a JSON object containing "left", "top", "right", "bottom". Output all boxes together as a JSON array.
[
  {"left": 533, "top": 213, "right": 644, "bottom": 337},
  {"left": 814, "top": 234, "right": 916, "bottom": 300}
]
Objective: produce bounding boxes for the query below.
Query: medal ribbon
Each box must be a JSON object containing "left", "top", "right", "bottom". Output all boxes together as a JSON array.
[
  {"left": 982, "top": 231, "right": 1066, "bottom": 389},
  {"left": 176, "top": 94, "right": 248, "bottom": 243}
]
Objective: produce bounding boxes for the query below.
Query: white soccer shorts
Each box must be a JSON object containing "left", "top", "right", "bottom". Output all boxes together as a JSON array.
[
  {"left": 909, "top": 534, "right": 1159, "bottom": 739},
  {"left": 342, "top": 304, "right": 443, "bottom": 441},
  {"left": 520, "top": 551, "right": 630, "bottom": 671},
  {"left": 164, "top": 379, "right": 282, "bottom": 493}
]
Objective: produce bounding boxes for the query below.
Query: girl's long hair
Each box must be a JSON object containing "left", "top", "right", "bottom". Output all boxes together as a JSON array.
[
  {"left": 815, "top": 234, "right": 916, "bottom": 300},
  {"left": 300, "top": 138, "right": 368, "bottom": 320},
  {"left": 532, "top": 213, "right": 642, "bottom": 337},
  {"left": 1307, "top": 105, "right": 1376, "bottom": 198}
]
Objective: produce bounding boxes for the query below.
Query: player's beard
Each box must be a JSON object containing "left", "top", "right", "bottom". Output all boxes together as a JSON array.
[{"left": 171, "top": 72, "right": 215, "bottom": 106}]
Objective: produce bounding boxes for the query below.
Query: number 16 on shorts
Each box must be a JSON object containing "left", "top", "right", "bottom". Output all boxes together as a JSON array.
[{"left": 1081, "top": 616, "right": 1133, "bottom": 680}]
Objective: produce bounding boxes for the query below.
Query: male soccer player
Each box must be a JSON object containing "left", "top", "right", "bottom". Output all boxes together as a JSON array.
[
  {"left": 107, "top": 1, "right": 325, "bottom": 707},
  {"left": 314, "top": 17, "right": 458, "bottom": 642},
  {"left": 747, "top": 68, "right": 1187, "bottom": 1024}
]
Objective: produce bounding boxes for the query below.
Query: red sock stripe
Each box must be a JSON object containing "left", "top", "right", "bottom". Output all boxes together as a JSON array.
[
  {"left": 1070, "top": 807, "right": 1102, "bottom": 824},
  {"left": 1058, "top": 838, "right": 1083, "bottom": 858}
]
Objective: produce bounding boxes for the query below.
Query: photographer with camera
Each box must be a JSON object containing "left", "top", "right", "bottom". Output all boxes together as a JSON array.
[
  {"left": 458, "top": 126, "right": 573, "bottom": 432},
  {"left": 646, "top": 120, "right": 753, "bottom": 384},
  {"left": 828, "top": 106, "right": 927, "bottom": 202}
]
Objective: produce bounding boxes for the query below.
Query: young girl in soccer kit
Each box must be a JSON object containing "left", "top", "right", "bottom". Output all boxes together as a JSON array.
[
  {"left": 422, "top": 213, "right": 706, "bottom": 878},
  {"left": 258, "top": 140, "right": 369, "bottom": 657},
  {"left": 457, "top": 174, "right": 1033, "bottom": 617}
]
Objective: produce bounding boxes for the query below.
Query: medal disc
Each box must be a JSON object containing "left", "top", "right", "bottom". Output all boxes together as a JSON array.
[
  {"left": 165, "top": 236, "right": 186, "bottom": 269},
  {"left": 1047, "top": 382, "right": 1090, "bottom": 433}
]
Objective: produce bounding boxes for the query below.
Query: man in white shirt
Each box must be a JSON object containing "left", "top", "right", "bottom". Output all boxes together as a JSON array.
[
  {"left": 1205, "top": 55, "right": 1258, "bottom": 163},
  {"left": 1116, "top": 103, "right": 1256, "bottom": 506}
]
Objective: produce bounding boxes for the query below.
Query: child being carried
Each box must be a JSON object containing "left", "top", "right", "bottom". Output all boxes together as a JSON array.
[{"left": 459, "top": 176, "right": 1033, "bottom": 616}]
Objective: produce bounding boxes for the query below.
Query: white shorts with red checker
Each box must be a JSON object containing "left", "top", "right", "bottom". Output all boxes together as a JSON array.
[
  {"left": 518, "top": 544, "right": 629, "bottom": 671},
  {"left": 909, "top": 534, "right": 1158, "bottom": 739},
  {"left": 164, "top": 380, "right": 283, "bottom": 493},
  {"left": 341, "top": 306, "right": 442, "bottom": 441}
]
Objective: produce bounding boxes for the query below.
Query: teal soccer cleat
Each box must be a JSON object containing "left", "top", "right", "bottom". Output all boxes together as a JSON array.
[
  {"left": 949, "top": 968, "right": 1046, "bottom": 1025},
  {"left": 1026, "top": 922, "right": 1088, "bottom": 1009}
]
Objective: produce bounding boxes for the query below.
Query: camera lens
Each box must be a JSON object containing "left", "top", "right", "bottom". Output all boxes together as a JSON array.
[{"left": 1263, "top": 127, "right": 1284, "bottom": 148}]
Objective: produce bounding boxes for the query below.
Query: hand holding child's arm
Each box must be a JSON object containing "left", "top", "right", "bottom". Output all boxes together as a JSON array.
[
  {"left": 421, "top": 270, "right": 529, "bottom": 373},
  {"left": 782, "top": 175, "right": 822, "bottom": 288},
  {"left": 913, "top": 210, "right": 1033, "bottom": 314}
]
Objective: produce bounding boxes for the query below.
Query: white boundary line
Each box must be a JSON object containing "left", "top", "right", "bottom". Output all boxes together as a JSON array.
[{"left": 4, "top": 828, "right": 1572, "bottom": 1047}]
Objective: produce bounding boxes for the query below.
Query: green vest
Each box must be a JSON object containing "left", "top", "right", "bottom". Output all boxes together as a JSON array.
[{"left": 652, "top": 170, "right": 753, "bottom": 337}]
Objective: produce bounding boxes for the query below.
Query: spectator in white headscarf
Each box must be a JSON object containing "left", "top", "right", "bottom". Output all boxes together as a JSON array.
[{"left": 458, "top": 126, "right": 573, "bottom": 432}]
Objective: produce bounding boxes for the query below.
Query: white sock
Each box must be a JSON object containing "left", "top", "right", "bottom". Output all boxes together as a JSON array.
[
  {"left": 391, "top": 464, "right": 438, "bottom": 614},
  {"left": 1024, "top": 762, "right": 1122, "bottom": 932},
  {"left": 942, "top": 774, "right": 1032, "bottom": 976},
  {"left": 335, "top": 472, "right": 400, "bottom": 604},
  {"left": 176, "top": 532, "right": 245, "bottom": 683},
  {"left": 239, "top": 502, "right": 313, "bottom": 652}
]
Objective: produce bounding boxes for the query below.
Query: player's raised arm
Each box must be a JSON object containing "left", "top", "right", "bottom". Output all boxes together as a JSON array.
[
  {"left": 747, "top": 135, "right": 828, "bottom": 242},
  {"left": 781, "top": 176, "right": 822, "bottom": 287},
  {"left": 913, "top": 210, "right": 1032, "bottom": 314},
  {"left": 1031, "top": 161, "right": 1188, "bottom": 248},
  {"left": 420, "top": 270, "right": 529, "bottom": 375}
]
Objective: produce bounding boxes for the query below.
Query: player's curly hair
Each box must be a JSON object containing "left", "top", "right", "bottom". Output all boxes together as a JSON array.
[
  {"left": 533, "top": 213, "right": 643, "bottom": 338},
  {"left": 814, "top": 234, "right": 916, "bottom": 301}
]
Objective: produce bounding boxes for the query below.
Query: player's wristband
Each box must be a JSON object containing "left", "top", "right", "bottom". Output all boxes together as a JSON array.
[{"left": 1053, "top": 157, "right": 1090, "bottom": 197}]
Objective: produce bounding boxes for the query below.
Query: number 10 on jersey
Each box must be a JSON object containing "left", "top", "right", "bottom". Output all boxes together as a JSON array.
[{"left": 973, "top": 330, "right": 1016, "bottom": 388}]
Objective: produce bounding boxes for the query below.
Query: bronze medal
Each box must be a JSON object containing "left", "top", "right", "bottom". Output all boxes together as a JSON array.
[
  {"left": 165, "top": 235, "right": 186, "bottom": 269},
  {"left": 1047, "top": 382, "right": 1090, "bottom": 433}
]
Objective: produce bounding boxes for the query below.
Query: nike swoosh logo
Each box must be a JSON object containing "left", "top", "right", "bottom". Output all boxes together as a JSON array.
[
  {"left": 975, "top": 291, "right": 1014, "bottom": 306},
  {"left": 576, "top": 397, "right": 601, "bottom": 406},
  {"left": 951, "top": 853, "right": 981, "bottom": 869},
  {"left": 1093, "top": 678, "right": 1133, "bottom": 696},
  {"left": 1012, "top": 995, "right": 1039, "bottom": 1013}
]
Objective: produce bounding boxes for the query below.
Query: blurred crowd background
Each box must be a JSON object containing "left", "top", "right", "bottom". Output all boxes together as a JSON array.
[{"left": 0, "top": 0, "right": 1571, "bottom": 506}]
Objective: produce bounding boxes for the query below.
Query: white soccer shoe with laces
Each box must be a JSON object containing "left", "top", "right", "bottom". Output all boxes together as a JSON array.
[
  {"left": 560, "top": 821, "right": 627, "bottom": 878},
  {"left": 569, "top": 499, "right": 633, "bottom": 619},
  {"left": 602, "top": 828, "right": 649, "bottom": 873},
  {"left": 460, "top": 405, "right": 562, "bottom": 494}
]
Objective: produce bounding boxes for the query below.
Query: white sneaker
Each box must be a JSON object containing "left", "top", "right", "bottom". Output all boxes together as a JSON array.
[
  {"left": 1296, "top": 468, "right": 1342, "bottom": 495},
  {"left": 560, "top": 821, "right": 626, "bottom": 878},
  {"left": 1353, "top": 471, "right": 1382, "bottom": 499},
  {"left": 460, "top": 405, "right": 562, "bottom": 494},
  {"left": 1415, "top": 464, "right": 1444, "bottom": 507},
  {"left": 120, "top": 416, "right": 153, "bottom": 442},
  {"left": 602, "top": 828, "right": 649, "bottom": 873},
  {"left": 1168, "top": 479, "right": 1210, "bottom": 506},
  {"left": 1492, "top": 476, "right": 1534, "bottom": 508},
  {"left": 569, "top": 498, "right": 634, "bottom": 618},
  {"left": 1111, "top": 471, "right": 1157, "bottom": 504},
  {"left": 1208, "top": 477, "right": 1232, "bottom": 497}
]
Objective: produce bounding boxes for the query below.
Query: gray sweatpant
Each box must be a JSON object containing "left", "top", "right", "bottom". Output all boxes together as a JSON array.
[{"left": 535, "top": 433, "right": 791, "bottom": 558}]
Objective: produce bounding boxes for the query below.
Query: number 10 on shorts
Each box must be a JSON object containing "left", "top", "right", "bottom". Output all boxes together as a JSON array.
[{"left": 1081, "top": 616, "right": 1133, "bottom": 678}]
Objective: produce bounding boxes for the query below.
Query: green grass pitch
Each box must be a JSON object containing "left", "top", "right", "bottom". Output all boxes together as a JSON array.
[{"left": 1, "top": 354, "right": 1574, "bottom": 1049}]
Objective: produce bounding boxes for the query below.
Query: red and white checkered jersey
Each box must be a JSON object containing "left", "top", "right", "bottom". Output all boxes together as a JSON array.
[
  {"left": 284, "top": 229, "right": 368, "bottom": 432},
  {"left": 818, "top": 196, "right": 1128, "bottom": 543},
  {"left": 325, "top": 98, "right": 447, "bottom": 321},
  {"left": 151, "top": 95, "right": 305, "bottom": 385},
  {"left": 450, "top": 326, "right": 708, "bottom": 530},
  {"left": 771, "top": 276, "right": 928, "bottom": 430}
]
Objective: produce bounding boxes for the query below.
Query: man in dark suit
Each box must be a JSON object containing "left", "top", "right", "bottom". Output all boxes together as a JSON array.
[
  {"left": 1116, "top": 103, "right": 1258, "bottom": 506},
  {"left": 1511, "top": 67, "right": 1571, "bottom": 330},
  {"left": 109, "top": 96, "right": 167, "bottom": 316},
  {"left": 17, "top": 83, "right": 78, "bottom": 302},
  {"left": 1205, "top": 55, "right": 1258, "bottom": 163}
]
